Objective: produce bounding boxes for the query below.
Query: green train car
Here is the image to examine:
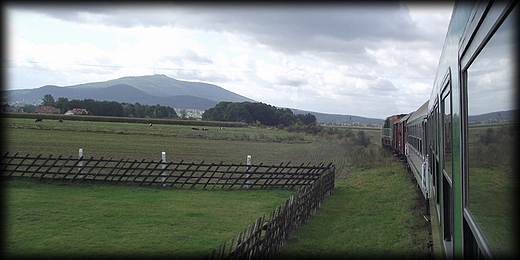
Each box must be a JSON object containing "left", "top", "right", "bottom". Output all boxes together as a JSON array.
[
  {"left": 383, "top": 1, "right": 518, "bottom": 258},
  {"left": 428, "top": 0, "right": 517, "bottom": 258}
]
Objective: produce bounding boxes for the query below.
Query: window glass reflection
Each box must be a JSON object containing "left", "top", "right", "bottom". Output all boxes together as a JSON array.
[
  {"left": 466, "top": 6, "right": 517, "bottom": 258},
  {"left": 443, "top": 93, "right": 452, "bottom": 179}
]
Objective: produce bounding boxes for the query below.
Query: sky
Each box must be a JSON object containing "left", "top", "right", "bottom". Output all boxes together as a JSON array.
[{"left": 3, "top": 2, "right": 454, "bottom": 119}]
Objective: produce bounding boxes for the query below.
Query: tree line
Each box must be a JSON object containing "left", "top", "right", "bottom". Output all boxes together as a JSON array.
[
  {"left": 35, "top": 95, "right": 317, "bottom": 126},
  {"left": 40, "top": 94, "right": 179, "bottom": 118},
  {"left": 202, "top": 101, "right": 316, "bottom": 127}
]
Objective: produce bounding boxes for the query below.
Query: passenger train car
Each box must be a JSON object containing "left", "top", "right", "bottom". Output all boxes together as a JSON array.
[
  {"left": 405, "top": 101, "right": 429, "bottom": 201},
  {"left": 382, "top": 1, "right": 517, "bottom": 258}
]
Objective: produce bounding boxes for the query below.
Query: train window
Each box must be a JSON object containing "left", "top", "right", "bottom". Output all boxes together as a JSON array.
[
  {"left": 442, "top": 90, "right": 452, "bottom": 180},
  {"left": 465, "top": 4, "right": 517, "bottom": 258},
  {"left": 441, "top": 80, "right": 454, "bottom": 251}
]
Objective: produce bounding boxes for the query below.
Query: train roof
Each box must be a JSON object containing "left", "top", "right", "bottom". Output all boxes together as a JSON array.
[
  {"left": 385, "top": 113, "right": 407, "bottom": 122},
  {"left": 396, "top": 113, "right": 412, "bottom": 123},
  {"left": 408, "top": 101, "right": 428, "bottom": 122}
]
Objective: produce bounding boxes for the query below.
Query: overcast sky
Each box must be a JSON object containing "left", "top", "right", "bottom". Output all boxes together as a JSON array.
[{"left": 4, "top": 2, "right": 454, "bottom": 119}]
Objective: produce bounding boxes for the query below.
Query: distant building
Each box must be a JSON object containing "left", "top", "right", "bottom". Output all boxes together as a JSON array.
[
  {"left": 3, "top": 105, "right": 24, "bottom": 112},
  {"left": 35, "top": 106, "right": 60, "bottom": 114},
  {"left": 64, "top": 108, "right": 88, "bottom": 115}
]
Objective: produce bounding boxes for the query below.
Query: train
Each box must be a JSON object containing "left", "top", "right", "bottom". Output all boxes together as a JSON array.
[{"left": 381, "top": 1, "right": 517, "bottom": 259}]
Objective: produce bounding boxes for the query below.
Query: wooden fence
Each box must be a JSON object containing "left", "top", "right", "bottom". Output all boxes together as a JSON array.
[
  {"left": 206, "top": 165, "right": 335, "bottom": 259},
  {"left": 1, "top": 152, "right": 331, "bottom": 190},
  {"left": 1, "top": 152, "right": 335, "bottom": 259}
]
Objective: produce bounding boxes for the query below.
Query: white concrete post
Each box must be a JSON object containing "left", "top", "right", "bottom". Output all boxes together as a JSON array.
[
  {"left": 78, "top": 148, "right": 84, "bottom": 178},
  {"left": 161, "top": 152, "right": 167, "bottom": 186}
]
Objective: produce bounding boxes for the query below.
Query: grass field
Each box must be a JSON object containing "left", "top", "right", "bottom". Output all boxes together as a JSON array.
[
  {"left": 2, "top": 116, "right": 430, "bottom": 258},
  {"left": 3, "top": 118, "right": 334, "bottom": 164},
  {"left": 3, "top": 180, "right": 292, "bottom": 258}
]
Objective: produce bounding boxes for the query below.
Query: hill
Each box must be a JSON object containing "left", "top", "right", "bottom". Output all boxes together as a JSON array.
[
  {"left": 468, "top": 110, "right": 518, "bottom": 124},
  {"left": 4, "top": 74, "right": 254, "bottom": 110},
  {"left": 291, "top": 109, "right": 383, "bottom": 126},
  {"left": 3, "top": 74, "right": 385, "bottom": 125}
]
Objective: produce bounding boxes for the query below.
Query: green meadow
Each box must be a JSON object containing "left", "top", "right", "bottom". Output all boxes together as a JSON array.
[{"left": 2, "top": 117, "right": 431, "bottom": 258}]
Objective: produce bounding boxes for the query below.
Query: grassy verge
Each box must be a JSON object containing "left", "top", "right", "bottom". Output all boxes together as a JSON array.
[
  {"left": 3, "top": 180, "right": 293, "bottom": 258},
  {"left": 273, "top": 151, "right": 431, "bottom": 259}
]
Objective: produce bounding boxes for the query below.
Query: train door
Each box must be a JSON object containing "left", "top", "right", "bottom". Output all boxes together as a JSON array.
[
  {"left": 429, "top": 101, "right": 441, "bottom": 220},
  {"left": 422, "top": 118, "right": 429, "bottom": 200},
  {"left": 441, "top": 76, "right": 453, "bottom": 256}
]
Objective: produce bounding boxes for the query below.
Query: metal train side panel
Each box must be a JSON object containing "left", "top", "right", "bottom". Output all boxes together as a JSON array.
[
  {"left": 458, "top": 1, "right": 518, "bottom": 259},
  {"left": 428, "top": 0, "right": 517, "bottom": 259},
  {"left": 405, "top": 101, "right": 429, "bottom": 200},
  {"left": 428, "top": 1, "right": 473, "bottom": 258}
]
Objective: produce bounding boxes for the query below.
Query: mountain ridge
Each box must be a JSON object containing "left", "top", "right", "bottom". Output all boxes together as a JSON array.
[
  {"left": 291, "top": 108, "right": 383, "bottom": 126},
  {"left": 4, "top": 74, "right": 249, "bottom": 110},
  {"left": 4, "top": 74, "right": 386, "bottom": 125},
  {"left": 67, "top": 74, "right": 253, "bottom": 103}
]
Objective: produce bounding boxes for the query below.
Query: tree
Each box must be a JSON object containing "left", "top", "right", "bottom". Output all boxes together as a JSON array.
[
  {"left": 180, "top": 109, "right": 187, "bottom": 119},
  {"left": 227, "top": 102, "right": 253, "bottom": 123},
  {"left": 356, "top": 130, "right": 371, "bottom": 147},
  {"left": 134, "top": 102, "right": 146, "bottom": 117},
  {"left": 297, "top": 113, "right": 316, "bottom": 125},
  {"left": 280, "top": 112, "right": 296, "bottom": 127},
  {"left": 22, "top": 104, "right": 36, "bottom": 113},
  {"left": 42, "top": 94, "right": 55, "bottom": 106},
  {"left": 122, "top": 103, "right": 135, "bottom": 117},
  {"left": 203, "top": 101, "right": 317, "bottom": 127},
  {"left": 54, "top": 97, "right": 69, "bottom": 111}
]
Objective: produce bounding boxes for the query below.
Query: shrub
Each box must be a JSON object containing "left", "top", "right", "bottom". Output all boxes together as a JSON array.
[{"left": 355, "top": 130, "right": 371, "bottom": 147}]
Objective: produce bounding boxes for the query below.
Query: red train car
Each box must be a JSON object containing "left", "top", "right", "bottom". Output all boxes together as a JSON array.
[{"left": 392, "top": 113, "right": 411, "bottom": 159}]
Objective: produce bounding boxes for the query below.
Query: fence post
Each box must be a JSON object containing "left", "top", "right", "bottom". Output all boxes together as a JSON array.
[
  {"left": 246, "top": 155, "right": 251, "bottom": 188},
  {"left": 162, "top": 152, "right": 167, "bottom": 186},
  {"left": 78, "top": 148, "right": 84, "bottom": 178}
]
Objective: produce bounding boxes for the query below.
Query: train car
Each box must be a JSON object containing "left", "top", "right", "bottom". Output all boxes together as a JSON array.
[
  {"left": 425, "top": 1, "right": 517, "bottom": 258},
  {"left": 405, "top": 101, "right": 429, "bottom": 201},
  {"left": 383, "top": 1, "right": 517, "bottom": 258},
  {"left": 393, "top": 113, "right": 411, "bottom": 159},
  {"left": 381, "top": 114, "right": 406, "bottom": 150}
]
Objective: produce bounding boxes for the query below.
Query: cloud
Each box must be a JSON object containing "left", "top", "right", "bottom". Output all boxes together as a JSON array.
[
  {"left": 372, "top": 78, "right": 398, "bottom": 92},
  {"left": 11, "top": 4, "right": 430, "bottom": 55},
  {"left": 4, "top": 3, "right": 454, "bottom": 119}
]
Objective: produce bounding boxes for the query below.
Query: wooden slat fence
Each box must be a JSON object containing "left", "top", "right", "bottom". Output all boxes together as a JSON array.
[
  {"left": 206, "top": 165, "right": 335, "bottom": 259},
  {"left": 1, "top": 152, "right": 335, "bottom": 259},
  {"left": 1, "top": 152, "right": 331, "bottom": 190}
]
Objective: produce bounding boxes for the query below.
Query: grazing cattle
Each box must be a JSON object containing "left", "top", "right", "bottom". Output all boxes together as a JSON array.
[
  {"left": 192, "top": 127, "right": 199, "bottom": 130},
  {"left": 58, "top": 118, "right": 63, "bottom": 123},
  {"left": 35, "top": 118, "right": 43, "bottom": 123},
  {"left": 202, "top": 128, "right": 208, "bottom": 131},
  {"left": 149, "top": 123, "right": 153, "bottom": 127}
]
